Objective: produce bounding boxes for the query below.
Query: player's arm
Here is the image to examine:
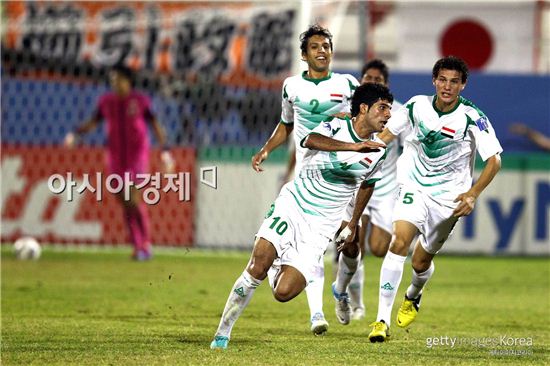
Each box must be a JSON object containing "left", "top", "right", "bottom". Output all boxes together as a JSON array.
[
  {"left": 252, "top": 122, "right": 293, "bottom": 172},
  {"left": 453, "top": 153, "right": 501, "bottom": 217},
  {"left": 303, "top": 133, "right": 385, "bottom": 152},
  {"left": 510, "top": 123, "right": 550, "bottom": 151},
  {"left": 377, "top": 128, "right": 397, "bottom": 145},
  {"left": 64, "top": 111, "right": 102, "bottom": 147},
  {"left": 335, "top": 180, "right": 376, "bottom": 252}
]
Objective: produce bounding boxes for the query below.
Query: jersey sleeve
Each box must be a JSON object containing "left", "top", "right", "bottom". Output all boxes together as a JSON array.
[
  {"left": 469, "top": 114, "right": 503, "bottom": 161},
  {"left": 280, "top": 78, "right": 294, "bottom": 125},
  {"left": 386, "top": 98, "right": 413, "bottom": 136},
  {"left": 343, "top": 74, "right": 359, "bottom": 96},
  {"left": 141, "top": 94, "right": 155, "bottom": 121}
]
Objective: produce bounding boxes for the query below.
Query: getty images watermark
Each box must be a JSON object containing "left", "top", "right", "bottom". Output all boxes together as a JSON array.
[
  {"left": 426, "top": 335, "right": 534, "bottom": 357},
  {"left": 47, "top": 167, "right": 217, "bottom": 204}
]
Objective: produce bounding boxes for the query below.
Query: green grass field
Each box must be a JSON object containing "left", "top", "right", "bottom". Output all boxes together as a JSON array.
[{"left": 2, "top": 246, "right": 549, "bottom": 365}]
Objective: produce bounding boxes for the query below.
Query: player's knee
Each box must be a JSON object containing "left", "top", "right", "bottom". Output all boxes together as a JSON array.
[
  {"left": 412, "top": 256, "right": 432, "bottom": 273},
  {"left": 247, "top": 257, "right": 271, "bottom": 280},
  {"left": 370, "top": 243, "right": 388, "bottom": 258},
  {"left": 389, "top": 236, "right": 410, "bottom": 255},
  {"left": 273, "top": 284, "right": 295, "bottom": 302}
]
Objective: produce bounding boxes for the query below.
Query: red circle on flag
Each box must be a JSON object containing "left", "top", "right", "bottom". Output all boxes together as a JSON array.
[{"left": 440, "top": 19, "right": 493, "bottom": 70}]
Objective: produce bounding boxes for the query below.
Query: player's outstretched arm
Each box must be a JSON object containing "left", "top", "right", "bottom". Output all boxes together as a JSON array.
[
  {"left": 336, "top": 180, "right": 375, "bottom": 252},
  {"left": 510, "top": 123, "right": 550, "bottom": 151},
  {"left": 252, "top": 122, "right": 293, "bottom": 172},
  {"left": 453, "top": 153, "right": 501, "bottom": 217},
  {"left": 64, "top": 117, "right": 100, "bottom": 147},
  {"left": 304, "top": 133, "right": 385, "bottom": 152}
]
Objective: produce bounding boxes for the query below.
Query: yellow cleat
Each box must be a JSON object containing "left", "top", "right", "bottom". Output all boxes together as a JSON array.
[
  {"left": 368, "top": 321, "right": 390, "bottom": 343},
  {"left": 396, "top": 294, "right": 422, "bottom": 328}
]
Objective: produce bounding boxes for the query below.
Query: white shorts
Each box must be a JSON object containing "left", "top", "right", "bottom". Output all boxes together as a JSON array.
[
  {"left": 363, "top": 192, "right": 398, "bottom": 234},
  {"left": 256, "top": 190, "right": 330, "bottom": 285},
  {"left": 392, "top": 187, "right": 459, "bottom": 255},
  {"left": 343, "top": 191, "right": 397, "bottom": 235}
]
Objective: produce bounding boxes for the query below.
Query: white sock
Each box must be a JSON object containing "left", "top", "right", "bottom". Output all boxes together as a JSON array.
[
  {"left": 305, "top": 263, "right": 325, "bottom": 318},
  {"left": 376, "top": 251, "right": 407, "bottom": 326},
  {"left": 335, "top": 252, "right": 360, "bottom": 294},
  {"left": 214, "top": 270, "right": 262, "bottom": 338},
  {"left": 406, "top": 261, "right": 435, "bottom": 299},
  {"left": 348, "top": 259, "right": 364, "bottom": 309}
]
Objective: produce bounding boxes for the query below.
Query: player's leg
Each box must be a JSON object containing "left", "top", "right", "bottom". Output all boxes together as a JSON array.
[
  {"left": 333, "top": 220, "right": 360, "bottom": 325},
  {"left": 116, "top": 182, "right": 150, "bottom": 260},
  {"left": 273, "top": 265, "right": 307, "bottom": 302},
  {"left": 368, "top": 224, "right": 392, "bottom": 258},
  {"left": 304, "top": 262, "right": 328, "bottom": 335},
  {"left": 211, "top": 237, "right": 276, "bottom": 349},
  {"left": 397, "top": 205, "right": 457, "bottom": 328},
  {"left": 348, "top": 215, "right": 369, "bottom": 320},
  {"left": 396, "top": 241, "right": 434, "bottom": 328},
  {"left": 369, "top": 188, "right": 426, "bottom": 342}
]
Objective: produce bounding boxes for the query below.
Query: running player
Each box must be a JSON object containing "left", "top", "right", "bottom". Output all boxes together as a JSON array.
[
  {"left": 365, "top": 56, "right": 502, "bottom": 342},
  {"left": 251, "top": 24, "right": 359, "bottom": 335},
  {"left": 211, "top": 83, "right": 392, "bottom": 350}
]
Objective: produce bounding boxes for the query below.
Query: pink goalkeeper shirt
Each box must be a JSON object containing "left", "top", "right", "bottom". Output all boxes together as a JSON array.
[{"left": 96, "top": 91, "right": 153, "bottom": 178}]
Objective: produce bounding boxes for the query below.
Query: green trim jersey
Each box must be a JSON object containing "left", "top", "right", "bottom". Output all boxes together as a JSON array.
[
  {"left": 387, "top": 95, "right": 503, "bottom": 207},
  {"left": 371, "top": 100, "right": 407, "bottom": 200},
  {"left": 281, "top": 71, "right": 359, "bottom": 175},
  {"left": 284, "top": 118, "right": 387, "bottom": 237}
]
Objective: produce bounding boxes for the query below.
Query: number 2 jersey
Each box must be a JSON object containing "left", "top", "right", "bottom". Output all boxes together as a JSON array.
[
  {"left": 280, "top": 71, "right": 359, "bottom": 175},
  {"left": 387, "top": 95, "right": 503, "bottom": 208},
  {"left": 281, "top": 117, "right": 387, "bottom": 237}
]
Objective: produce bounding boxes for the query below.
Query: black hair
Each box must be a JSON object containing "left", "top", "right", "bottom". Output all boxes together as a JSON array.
[
  {"left": 432, "top": 56, "right": 469, "bottom": 83},
  {"left": 299, "top": 24, "right": 333, "bottom": 54},
  {"left": 111, "top": 64, "right": 135, "bottom": 85},
  {"left": 361, "top": 59, "right": 389, "bottom": 83},
  {"left": 351, "top": 83, "right": 393, "bottom": 117}
]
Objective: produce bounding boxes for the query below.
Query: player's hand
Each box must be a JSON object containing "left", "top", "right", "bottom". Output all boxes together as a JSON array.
[
  {"left": 453, "top": 191, "right": 477, "bottom": 217},
  {"left": 354, "top": 140, "right": 386, "bottom": 153},
  {"left": 334, "top": 225, "right": 356, "bottom": 252},
  {"left": 332, "top": 112, "right": 351, "bottom": 119},
  {"left": 252, "top": 150, "right": 268, "bottom": 172},
  {"left": 161, "top": 150, "right": 175, "bottom": 174},
  {"left": 64, "top": 132, "right": 76, "bottom": 148}
]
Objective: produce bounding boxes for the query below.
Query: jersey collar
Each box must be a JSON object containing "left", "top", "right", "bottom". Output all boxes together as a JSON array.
[
  {"left": 345, "top": 117, "right": 367, "bottom": 142},
  {"left": 432, "top": 95, "right": 462, "bottom": 117},
  {"left": 302, "top": 71, "right": 332, "bottom": 85}
]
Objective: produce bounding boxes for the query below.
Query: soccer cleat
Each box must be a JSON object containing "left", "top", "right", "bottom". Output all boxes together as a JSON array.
[
  {"left": 351, "top": 307, "right": 365, "bottom": 321},
  {"left": 332, "top": 282, "right": 351, "bottom": 325},
  {"left": 368, "top": 321, "right": 390, "bottom": 343},
  {"left": 396, "top": 294, "right": 422, "bottom": 328},
  {"left": 132, "top": 250, "right": 152, "bottom": 261},
  {"left": 210, "top": 335, "right": 229, "bottom": 350},
  {"left": 310, "top": 312, "right": 329, "bottom": 336}
]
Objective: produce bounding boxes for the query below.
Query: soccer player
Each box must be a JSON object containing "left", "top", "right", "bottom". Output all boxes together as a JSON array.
[
  {"left": 64, "top": 64, "right": 170, "bottom": 260},
  {"left": 210, "top": 83, "right": 393, "bottom": 350},
  {"left": 366, "top": 56, "right": 502, "bottom": 342},
  {"left": 334, "top": 59, "right": 408, "bottom": 322},
  {"left": 251, "top": 24, "right": 359, "bottom": 335}
]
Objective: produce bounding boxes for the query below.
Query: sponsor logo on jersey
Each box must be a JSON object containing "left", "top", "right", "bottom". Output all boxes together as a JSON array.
[
  {"left": 440, "top": 126, "right": 456, "bottom": 139},
  {"left": 330, "top": 93, "right": 343, "bottom": 103},
  {"left": 475, "top": 116, "right": 489, "bottom": 132}
]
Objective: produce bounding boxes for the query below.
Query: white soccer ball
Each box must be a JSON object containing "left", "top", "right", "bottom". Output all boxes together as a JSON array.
[{"left": 14, "top": 237, "right": 42, "bottom": 260}]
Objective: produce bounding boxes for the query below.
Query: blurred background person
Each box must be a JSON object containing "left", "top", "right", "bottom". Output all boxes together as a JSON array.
[
  {"left": 509, "top": 123, "right": 550, "bottom": 151},
  {"left": 64, "top": 65, "right": 171, "bottom": 261}
]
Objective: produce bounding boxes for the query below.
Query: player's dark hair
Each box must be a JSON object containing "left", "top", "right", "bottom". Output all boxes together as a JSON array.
[
  {"left": 111, "top": 64, "right": 135, "bottom": 86},
  {"left": 361, "top": 59, "right": 389, "bottom": 84},
  {"left": 432, "top": 56, "right": 469, "bottom": 83},
  {"left": 351, "top": 83, "right": 393, "bottom": 117},
  {"left": 300, "top": 24, "right": 333, "bottom": 54}
]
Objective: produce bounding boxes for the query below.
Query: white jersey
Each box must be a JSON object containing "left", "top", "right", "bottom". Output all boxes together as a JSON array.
[
  {"left": 371, "top": 100, "right": 407, "bottom": 200},
  {"left": 281, "top": 71, "right": 359, "bottom": 176},
  {"left": 283, "top": 117, "right": 386, "bottom": 237},
  {"left": 387, "top": 95, "right": 503, "bottom": 207}
]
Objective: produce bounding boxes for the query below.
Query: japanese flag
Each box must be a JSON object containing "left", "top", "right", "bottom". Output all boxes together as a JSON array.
[{"left": 394, "top": 1, "right": 537, "bottom": 73}]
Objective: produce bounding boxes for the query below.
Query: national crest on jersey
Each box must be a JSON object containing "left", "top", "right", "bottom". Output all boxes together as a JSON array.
[
  {"left": 281, "top": 71, "right": 359, "bottom": 175},
  {"left": 386, "top": 95, "right": 503, "bottom": 207}
]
